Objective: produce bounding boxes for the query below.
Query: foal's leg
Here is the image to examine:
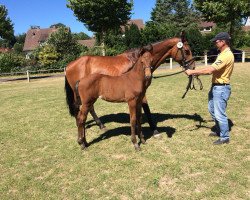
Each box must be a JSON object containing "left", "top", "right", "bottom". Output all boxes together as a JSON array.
[
  {"left": 128, "top": 100, "right": 140, "bottom": 151},
  {"left": 76, "top": 105, "right": 89, "bottom": 150},
  {"left": 89, "top": 105, "right": 106, "bottom": 129},
  {"left": 136, "top": 103, "right": 146, "bottom": 144},
  {"left": 142, "top": 96, "right": 161, "bottom": 136}
]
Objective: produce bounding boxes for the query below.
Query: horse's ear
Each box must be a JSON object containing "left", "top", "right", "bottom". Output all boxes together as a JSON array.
[
  {"left": 139, "top": 44, "right": 153, "bottom": 55},
  {"left": 180, "top": 31, "right": 186, "bottom": 43}
]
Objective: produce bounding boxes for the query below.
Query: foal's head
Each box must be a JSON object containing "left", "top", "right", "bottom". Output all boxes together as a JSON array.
[{"left": 138, "top": 45, "right": 153, "bottom": 80}]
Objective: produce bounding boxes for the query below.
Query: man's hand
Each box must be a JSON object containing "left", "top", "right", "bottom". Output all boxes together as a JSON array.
[{"left": 185, "top": 69, "right": 192, "bottom": 76}]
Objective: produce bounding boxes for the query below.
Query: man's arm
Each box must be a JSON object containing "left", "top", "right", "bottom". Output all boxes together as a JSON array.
[{"left": 185, "top": 66, "right": 216, "bottom": 76}]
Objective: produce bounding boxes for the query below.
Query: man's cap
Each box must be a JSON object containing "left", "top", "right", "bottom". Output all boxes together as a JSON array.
[{"left": 210, "top": 32, "right": 231, "bottom": 42}]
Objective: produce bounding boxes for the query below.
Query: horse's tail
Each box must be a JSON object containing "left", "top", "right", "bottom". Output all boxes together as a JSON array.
[{"left": 65, "top": 76, "right": 77, "bottom": 117}]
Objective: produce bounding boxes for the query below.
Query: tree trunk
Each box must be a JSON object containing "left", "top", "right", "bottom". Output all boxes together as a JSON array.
[{"left": 100, "top": 31, "right": 105, "bottom": 56}]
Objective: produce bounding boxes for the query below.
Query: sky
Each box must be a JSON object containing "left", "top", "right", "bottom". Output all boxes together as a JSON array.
[{"left": 0, "top": 0, "right": 156, "bottom": 36}]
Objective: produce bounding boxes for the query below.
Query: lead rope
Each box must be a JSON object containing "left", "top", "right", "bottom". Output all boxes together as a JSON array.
[{"left": 176, "top": 43, "right": 203, "bottom": 98}]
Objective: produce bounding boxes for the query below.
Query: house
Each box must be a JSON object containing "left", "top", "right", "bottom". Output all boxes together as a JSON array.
[
  {"left": 121, "top": 19, "right": 145, "bottom": 32},
  {"left": 199, "top": 21, "right": 216, "bottom": 34},
  {"left": 77, "top": 38, "right": 96, "bottom": 48},
  {"left": 23, "top": 26, "right": 58, "bottom": 55},
  {"left": 0, "top": 47, "right": 11, "bottom": 53},
  {"left": 22, "top": 19, "right": 145, "bottom": 52},
  {"left": 242, "top": 16, "right": 250, "bottom": 32}
]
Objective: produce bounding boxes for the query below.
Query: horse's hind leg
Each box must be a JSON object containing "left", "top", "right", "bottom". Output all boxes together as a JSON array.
[
  {"left": 76, "top": 105, "right": 89, "bottom": 150},
  {"left": 142, "top": 96, "right": 161, "bottom": 137},
  {"left": 89, "top": 106, "right": 106, "bottom": 129}
]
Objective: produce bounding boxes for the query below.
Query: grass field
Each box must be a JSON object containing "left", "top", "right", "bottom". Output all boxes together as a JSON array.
[{"left": 0, "top": 63, "right": 249, "bottom": 199}]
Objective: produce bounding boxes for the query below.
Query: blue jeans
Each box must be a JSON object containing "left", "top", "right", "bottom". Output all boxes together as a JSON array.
[{"left": 208, "top": 85, "right": 231, "bottom": 141}]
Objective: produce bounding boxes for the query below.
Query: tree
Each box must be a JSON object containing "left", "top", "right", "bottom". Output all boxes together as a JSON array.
[
  {"left": 186, "top": 26, "right": 205, "bottom": 56},
  {"left": 50, "top": 23, "right": 66, "bottom": 28},
  {"left": 141, "top": 21, "right": 176, "bottom": 44},
  {"left": 151, "top": 0, "right": 199, "bottom": 30},
  {"left": 47, "top": 27, "right": 81, "bottom": 59},
  {"left": 38, "top": 45, "right": 60, "bottom": 68},
  {"left": 67, "top": 0, "right": 132, "bottom": 55},
  {"left": 102, "top": 29, "right": 126, "bottom": 55},
  {"left": 0, "top": 5, "right": 14, "bottom": 41},
  {"left": 194, "top": 0, "right": 250, "bottom": 45},
  {"left": 0, "top": 53, "right": 25, "bottom": 73},
  {"left": 124, "top": 23, "right": 142, "bottom": 49},
  {"left": 72, "top": 32, "right": 90, "bottom": 40}
]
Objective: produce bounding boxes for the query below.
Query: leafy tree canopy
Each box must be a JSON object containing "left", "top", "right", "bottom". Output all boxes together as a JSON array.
[
  {"left": 50, "top": 23, "right": 67, "bottom": 28},
  {"left": 73, "top": 32, "right": 90, "bottom": 40},
  {"left": 194, "top": 0, "right": 250, "bottom": 40},
  {"left": 67, "top": 0, "right": 133, "bottom": 33},
  {"left": 151, "top": 0, "right": 200, "bottom": 30},
  {"left": 0, "top": 5, "right": 14, "bottom": 41},
  {"left": 47, "top": 27, "right": 81, "bottom": 58}
]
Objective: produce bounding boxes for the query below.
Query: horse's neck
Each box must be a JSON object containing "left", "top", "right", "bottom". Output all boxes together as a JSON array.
[{"left": 152, "top": 38, "right": 179, "bottom": 67}]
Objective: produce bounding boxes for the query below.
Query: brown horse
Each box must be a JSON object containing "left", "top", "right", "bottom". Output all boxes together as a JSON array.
[
  {"left": 65, "top": 32, "right": 194, "bottom": 135},
  {"left": 76, "top": 47, "right": 153, "bottom": 150}
]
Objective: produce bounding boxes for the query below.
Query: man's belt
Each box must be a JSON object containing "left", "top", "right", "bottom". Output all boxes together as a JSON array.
[{"left": 212, "top": 83, "right": 230, "bottom": 86}]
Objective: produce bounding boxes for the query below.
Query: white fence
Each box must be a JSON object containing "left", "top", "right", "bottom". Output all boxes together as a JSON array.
[
  {"left": 0, "top": 51, "right": 250, "bottom": 82},
  {"left": 165, "top": 51, "right": 250, "bottom": 69},
  {"left": 0, "top": 68, "right": 65, "bottom": 82}
]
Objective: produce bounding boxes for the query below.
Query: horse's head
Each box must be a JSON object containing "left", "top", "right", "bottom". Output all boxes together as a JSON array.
[
  {"left": 170, "top": 31, "right": 195, "bottom": 70},
  {"left": 138, "top": 45, "right": 153, "bottom": 80}
]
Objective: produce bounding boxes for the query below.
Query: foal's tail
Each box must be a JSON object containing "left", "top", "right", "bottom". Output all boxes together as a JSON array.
[{"left": 65, "top": 76, "right": 78, "bottom": 117}]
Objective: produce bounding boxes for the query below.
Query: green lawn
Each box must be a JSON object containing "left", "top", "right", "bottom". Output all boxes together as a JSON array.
[{"left": 0, "top": 63, "right": 249, "bottom": 199}]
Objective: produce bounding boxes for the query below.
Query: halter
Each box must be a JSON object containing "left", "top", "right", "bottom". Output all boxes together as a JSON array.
[{"left": 176, "top": 41, "right": 203, "bottom": 98}]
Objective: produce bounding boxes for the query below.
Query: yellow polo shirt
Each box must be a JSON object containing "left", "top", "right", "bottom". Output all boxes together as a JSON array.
[{"left": 211, "top": 47, "right": 234, "bottom": 84}]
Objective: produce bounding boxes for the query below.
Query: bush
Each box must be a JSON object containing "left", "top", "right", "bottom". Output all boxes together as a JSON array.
[{"left": 0, "top": 52, "right": 26, "bottom": 73}]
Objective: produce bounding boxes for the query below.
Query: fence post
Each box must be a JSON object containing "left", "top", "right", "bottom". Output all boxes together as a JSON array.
[
  {"left": 204, "top": 52, "right": 208, "bottom": 66},
  {"left": 170, "top": 58, "right": 173, "bottom": 69},
  {"left": 242, "top": 51, "right": 245, "bottom": 63},
  {"left": 26, "top": 70, "right": 30, "bottom": 82}
]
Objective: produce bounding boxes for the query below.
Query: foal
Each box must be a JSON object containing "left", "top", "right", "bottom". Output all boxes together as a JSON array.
[{"left": 76, "top": 47, "right": 153, "bottom": 151}]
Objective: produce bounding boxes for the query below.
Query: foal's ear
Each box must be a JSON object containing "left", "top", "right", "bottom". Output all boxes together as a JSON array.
[
  {"left": 180, "top": 31, "right": 187, "bottom": 43},
  {"left": 139, "top": 44, "right": 153, "bottom": 55}
]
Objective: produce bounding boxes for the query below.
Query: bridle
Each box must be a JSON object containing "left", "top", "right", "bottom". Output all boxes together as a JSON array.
[{"left": 176, "top": 41, "right": 203, "bottom": 98}]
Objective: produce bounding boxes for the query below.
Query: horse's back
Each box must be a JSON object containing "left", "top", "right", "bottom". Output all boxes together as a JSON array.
[{"left": 66, "top": 54, "right": 134, "bottom": 88}]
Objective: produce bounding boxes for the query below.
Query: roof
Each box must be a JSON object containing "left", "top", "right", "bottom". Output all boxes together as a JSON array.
[
  {"left": 77, "top": 38, "right": 95, "bottom": 48},
  {"left": 127, "top": 19, "right": 145, "bottom": 29},
  {"left": 242, "top": 26, "right": 250, "bottom": 31},
  {"left": 245, "top": 16, "right": 250, "bottom": 26},
  {"left": 121, "top": 19, "right": 145, "bottom": 32},
  {"left": 199, "top": 21, "right": 216, "bottom": 28},
  {"left": 23, "top": 27, "right": 58, "bottom": 51},
  {"left": 0, "top": 47, "right": 11, "bottom": 53}
]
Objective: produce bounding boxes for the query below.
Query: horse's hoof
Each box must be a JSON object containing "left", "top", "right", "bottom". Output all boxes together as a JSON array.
[
  {"left": 77, "top": 139, "right": 83, "bottom": 145},
  {"left": 141, "top": 139, "right": 146, "bottom": 144},
  {"left": 134, "top": 144, "right": 141, "bottom": 151},
  {"left": 153, "top": 130, "right": 162, "bottom": 139},
  {"left": 81, "top": 144, "right": 88, "bottom": 150},
  {"left": 99, "top": 124, "right": 106, "bottom": 129}
]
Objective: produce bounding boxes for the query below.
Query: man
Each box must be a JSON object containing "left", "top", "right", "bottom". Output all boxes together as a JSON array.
[{"left": 185, "top": 32, "right": 234, "bottom": 145}]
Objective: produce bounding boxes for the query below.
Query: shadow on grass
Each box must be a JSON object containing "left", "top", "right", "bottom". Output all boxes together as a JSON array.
[
  {"left": 193, "top": 118, "right": 234, "bottom": 132},
  {"left": 86, "top": 112, "right": 206, "bottom": 147}
]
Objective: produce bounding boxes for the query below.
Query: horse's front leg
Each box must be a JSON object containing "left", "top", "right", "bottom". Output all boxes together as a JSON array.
[
  {"left": 142, "top": 95, "right": 161, "bottom": 137},
  {"left": 128, "top": 100, "right": 140, "bottom": 151},
  {"left": 76, "top": 105, "right": 89, "bottom": 150},
  {"left": 89, "top": 105, "right": 106, "bottom": 129},
  {"left": 136, "top": 102, "right": 146, "bottom": 144}
]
